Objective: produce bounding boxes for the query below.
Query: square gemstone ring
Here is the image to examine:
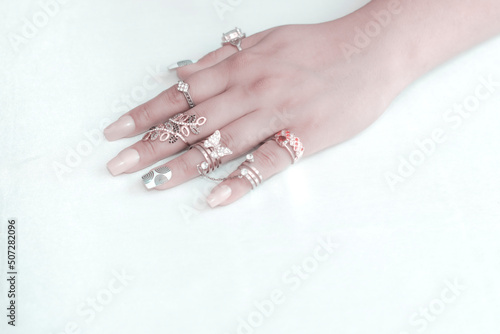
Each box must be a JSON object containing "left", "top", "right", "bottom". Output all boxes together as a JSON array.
[
  {"left": 222, "top": 27, "right": 246, "bottom": 51},
  {"left": 177, "top": 81, "right": 189, "bottom": 93}
]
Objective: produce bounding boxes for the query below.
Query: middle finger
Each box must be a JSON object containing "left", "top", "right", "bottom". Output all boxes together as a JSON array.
[{"left": 106, "top": 87, "right": 258, "bottom": 175}]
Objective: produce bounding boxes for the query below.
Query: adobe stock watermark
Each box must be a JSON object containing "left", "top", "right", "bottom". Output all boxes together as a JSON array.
[
  {"left": 178, "top": 108, "right": 296, "bottom": 222},
  {"left": 52, "top": 65, "right": 167, "bottom": 181},
  {"left": 50, "top": 269, "right": 134, "bottom": 334},
  {"left": 398, "top": 278, "right": 466, "bottom": 334},
  {"left": 224, "top": 236, "right": 339, "bottom": 334},
  {"left": 340, "top": 0, "right": 403, "bottom": 63},
  {"left": 178, "top": 159, "right": 240, "bottom": 224},
  {"left": 7, "top": 0, "right": 72, "bottom": 54},
  {"left": 213, "top": 0, "right": 243, "bottom": 21},
  {"left": 385, "top": 74, "right": 500, "bottom": 190}
]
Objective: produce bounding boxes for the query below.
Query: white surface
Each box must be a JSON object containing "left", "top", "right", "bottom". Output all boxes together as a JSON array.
[{"left": 1, "top": 0, "right": 500, "bottom": 333}]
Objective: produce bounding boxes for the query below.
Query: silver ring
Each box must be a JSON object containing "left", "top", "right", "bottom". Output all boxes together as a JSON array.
[
  {"left": 177, "top": 80, "right": 195, "bottom": 108},
  {"left": 142, "top": 166, "right": 172, "bottom": 189},
  {"left": 222, "top": 27, "right": 246, "bottom": 52}
]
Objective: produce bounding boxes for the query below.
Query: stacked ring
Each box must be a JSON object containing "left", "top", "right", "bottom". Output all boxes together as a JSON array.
[
  {"left": 191, "top": 130, "right": 233, "bottom": 178},
  {"left": 273, "top": 130, "right": 304, "bottom": 164},
  {"left": 238, "top": 154, "right": 263, "bottom": 189}
]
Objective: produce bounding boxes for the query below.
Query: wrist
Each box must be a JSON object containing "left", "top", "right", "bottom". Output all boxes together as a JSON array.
[{"left": 333, "top": 0, "right": 500, "bottom": 96}]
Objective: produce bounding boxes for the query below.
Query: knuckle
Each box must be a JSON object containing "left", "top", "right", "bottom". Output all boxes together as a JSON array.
[
  {"left": 227, "top": 52, "right": 253, "bottom": 71},
  {"left": 176, "top": 67, "right": 192, "bottom": 81},
  {"left": 135, "top": 102, "right": 156, "bottom": 125},
  {"left": 141, "top": 139, "right": 160, "bottom": 158},
  {"left": 250, "top": 77, "right": 274, "bottom": 95},
  {"left": 160, "top": 86, "right": 185, "bottom": 107},
  {"left": 206, "top": 48, "right": 224, "bottom": 63},
  {"left": 175, "top": 156, "right": 192, "bottom": 176},
  {"left": 256, "top": 145, "right": 282, "bottom": 171},
  {"left": 221, "top": 131, "right": 238, "bottom": 152}
]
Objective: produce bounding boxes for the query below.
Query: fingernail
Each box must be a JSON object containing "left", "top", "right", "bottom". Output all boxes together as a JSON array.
[
  {"left": 106, "top": 148, "right": 140, "bottom": 176},
  {"left": 168, "top": 59, "right": 196, "bottom": 70},
  {"left": 207, "top": 185, "right": 232, "bottom": 208},
  {"left": 104, "top": 115, "right": 135, "bottom": 141},
  {"left": 141, "top": 166, "right": 172, "bottom": 189}
]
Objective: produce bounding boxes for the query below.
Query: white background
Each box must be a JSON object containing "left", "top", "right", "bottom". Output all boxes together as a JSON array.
[{"left": 1, "top": 0, "right": 500, "bottom": 333}]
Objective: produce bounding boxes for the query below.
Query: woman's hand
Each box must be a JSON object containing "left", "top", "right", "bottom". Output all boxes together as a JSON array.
[{"left": 103, "top": 0, "right": 500, "bottom": 207}]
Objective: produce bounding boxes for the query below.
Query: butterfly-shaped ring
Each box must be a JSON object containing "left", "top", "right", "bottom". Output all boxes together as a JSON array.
[{"left": 203, "top": 130, "right": 233, "bottom": 159}]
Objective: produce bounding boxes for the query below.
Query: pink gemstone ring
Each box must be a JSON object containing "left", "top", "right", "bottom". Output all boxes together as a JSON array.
[{"left": 274, "top": 130, "right": 304, "bottom": 164}]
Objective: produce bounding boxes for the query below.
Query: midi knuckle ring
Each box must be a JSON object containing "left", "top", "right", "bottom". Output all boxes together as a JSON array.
[
  {"left": 189, "top": 130, "right": 262, "bottom": 191},
  {"left": 238, "top": 154, "right": 263, "bottom": 190},
  {"left": 222, "top": 27, "right": 246, "bottom": 52}
]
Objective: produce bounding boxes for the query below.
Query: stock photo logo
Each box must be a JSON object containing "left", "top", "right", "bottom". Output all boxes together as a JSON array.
[
  {"left": 224, "top": 236, "right": 338, "bottom": 334},
  {"left": 385, "top": 74, "right": 500, "bottom": 190},
  {"left": 7, "top": 0, "right": 72, "bottom": 54},
  {"left": 398, "top": 278, "right": 466, "bottom": 334},
  {"left": 52, "top": 65, "right": 167, "bottom": 181},
  {"left": 213, "top": 0, "right": 244, "bottom": 21},
  {"left": 340, "top": 0, "right": 403, "bottom": 62},
  {"left": 51, "top": 269, "right": 134, "bottom": 334}
]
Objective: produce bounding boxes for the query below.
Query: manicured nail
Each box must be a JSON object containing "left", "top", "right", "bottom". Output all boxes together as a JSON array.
[
  {"left": 104, "top": 115, "right": 135, "bottom": 141},
  {"left": 142, "top": 166, "right": 172, "bottom": 189},
  {"left": 207, "top": 185, "right": 232, "bottom": 208},
  {"left": 106, "top": 148, "right": 140, "bottom": 176},
  {"left": 168, "top": 59, "right": 196, "bottom": 70}
]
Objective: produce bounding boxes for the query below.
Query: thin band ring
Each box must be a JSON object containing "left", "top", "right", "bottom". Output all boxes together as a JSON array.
[
  {"left": 241, "top": 170, "right": 257, "bottom": 188},
  {"left": 241, "top": 163, "right": 263, "bottom": 182},
  {"left": 177, "top": 80, "right": 195, "bottom": 108}
]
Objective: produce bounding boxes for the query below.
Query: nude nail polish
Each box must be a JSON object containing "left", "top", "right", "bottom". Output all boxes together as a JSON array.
[
  {"left": 106, "top": 148, "right": 140, "bottom": 176},
  {"left": 104, "top": 115, "right": 135, "bottom": 141},
  {"left": 207, "top": 185, "right": 232, "bottom": 208}
]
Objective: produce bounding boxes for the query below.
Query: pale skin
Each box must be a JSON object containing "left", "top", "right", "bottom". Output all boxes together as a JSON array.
[{"left": 104, "top": 0, "right": 500, "bottom": 207}]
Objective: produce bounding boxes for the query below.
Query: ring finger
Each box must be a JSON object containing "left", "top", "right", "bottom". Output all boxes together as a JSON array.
[{"left": 206, "top": 130, "right": 306, "bottom": 208}]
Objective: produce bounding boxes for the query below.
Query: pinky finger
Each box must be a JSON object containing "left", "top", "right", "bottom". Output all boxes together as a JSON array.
[{"left": 206, "top": 137, "right": 301, "bottom": 208}]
